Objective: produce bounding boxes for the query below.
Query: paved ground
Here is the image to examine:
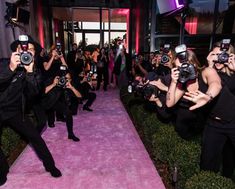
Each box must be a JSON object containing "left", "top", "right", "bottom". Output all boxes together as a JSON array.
[{"left": 2, "top": 89, "right": 165, "bottom": 189}]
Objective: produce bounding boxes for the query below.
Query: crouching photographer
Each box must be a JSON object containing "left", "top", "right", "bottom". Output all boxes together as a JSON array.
[
  {"left": 0, "top": 35, "right": 62, "bottom": 186},
  {"left": 128, "top": 73, "right": 173, "bottom": 122},
  {"left": 42, "top": 65, "right": 81, "bottom": 142},
  {"left": 166, "top": 44, "right": 221, "bottom": 140},
  {"left": 77, "top": 72, "right": 96, "bottom": 112}
]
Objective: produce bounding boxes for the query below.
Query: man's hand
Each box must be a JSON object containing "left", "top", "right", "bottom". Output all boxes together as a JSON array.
[{"left": 9, "top": 52, "right": 21, "bottom": 71}]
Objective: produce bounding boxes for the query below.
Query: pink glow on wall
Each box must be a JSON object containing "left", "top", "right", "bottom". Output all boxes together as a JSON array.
[
  {"left": 116, "top": 9, "right": 130, "bottom": 15},
  {"left": 126, "top": 9, "right": 130, "bottom": 52},
  {"left": 37, "top": 0, "right": 44, "bottom": 48},
  {"left": 185, "top": 17, "right": 198, "bottom": 34},
  {"left": 135, "top": 8, "right": 140, "bottom": 54}
]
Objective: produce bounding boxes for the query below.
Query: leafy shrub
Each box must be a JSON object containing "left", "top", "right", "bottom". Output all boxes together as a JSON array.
[
  {"left": 168, "top": 141, "right": 201, "bottom": 188},
  {"left": 185, "top": 171, "right": 235, "bottom": 189},
  {"left": 1, "top": 127, "right": 22, "bottom": 157}
]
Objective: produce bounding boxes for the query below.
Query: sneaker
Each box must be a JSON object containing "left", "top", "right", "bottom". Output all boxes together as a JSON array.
[
  {"left": 83, "top": 106, "right": 93, "bottom": 112},
  {"left": 0, "top": 176, "right": 7, "bottom": 186},
  {"left": 48, "top": 124, "right": 55, "bottom": 128},
  {"left": 68, "top": 134, "right": 80, "bottom": 142}
]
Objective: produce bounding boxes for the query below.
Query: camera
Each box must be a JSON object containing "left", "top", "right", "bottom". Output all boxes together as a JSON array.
[
  {"left": 142, "top": 84, "right": 159, "bottom": 100},
  {"left": 57, "top": 65, "right": 68, "bottom": 88},
  {"left": 56, "top": 42, "right": 62, "bottom": 55},
  {"left": 175, "top": 44, "right": 187, "bottom": 63},
  {"left": 216, "top": 39, "right": 231, "bottom": 64},
  {"left": 87, "top": 71, "right": 93, "bottom": 82},
  {"left": 178, "top": 63, "right": 197, "bottom": 84},
  {"left": 175, "top": 44, "right": 197, "bottom": 84},
  {"left": 161, "top": 44, "right": 171, "bottom": 64},
  {"left": 130, "top": 79, "right": 159, "bottom": 100},
  {"left": 19, "top": 35, "right": 33, "bottom": 65}
]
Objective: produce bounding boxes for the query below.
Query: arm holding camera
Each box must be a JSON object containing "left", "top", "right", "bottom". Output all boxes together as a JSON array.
[
  {"left": 149, "top": 79, "right": 168, "bottom": 92},
  {"left": 65, "top": 81, "right": 82, "bottom": 98},
  {"left": 183, "top": 67, "right": 221, "bottom": 110},
  {"left": 45, "top": 76, "right": 59, "bottom": 94},
  {"left": 166, "top": 68, "right": 185, "bottom": 107},
  {"left": 225, "top": 53, "right": 235, "bottom": 71}
]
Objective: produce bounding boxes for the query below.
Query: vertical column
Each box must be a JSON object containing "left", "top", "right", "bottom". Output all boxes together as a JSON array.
[
  {"left": 108, "top": 8, "right": 111, "bottom": 48},
  {"left": 100, "top": 7, "right": 103, "bottom": 48},
  {"left": 150, "top": 0, "right": 156, "bottom": 52}
]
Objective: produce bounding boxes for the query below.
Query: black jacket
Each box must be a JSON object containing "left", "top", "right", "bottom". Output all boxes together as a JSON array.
[
  {"left": 0, "top": 59, "right": 41, "bottom": 121},
  {"left": 113, "top": 53, "right": 131, "bottom": 77}
]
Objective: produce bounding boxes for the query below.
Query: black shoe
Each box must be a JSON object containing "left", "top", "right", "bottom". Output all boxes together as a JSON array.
[
  {"left": 46, "top": 167, "right": 62, "bottom": 178},
  {"left": 68, "top": 134, "right": 80, "bottom": 142},
  {"left": 0, "top": 176, "right": 7, "bottom": 186},
  {"left": 56, "top": 117, "right": 66, "bottom": 122},
  {"left": 83, "top": 106, "right": 93, "bottom": 112},
  {"left": 48, "top": 124, "right": 55, "bottom": 128}
]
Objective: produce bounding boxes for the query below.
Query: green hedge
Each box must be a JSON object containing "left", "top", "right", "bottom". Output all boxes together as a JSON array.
[
  {"left": 120, "top": 87, "right": 235, "bottom": 189},
  {"left": 0, "top": 112, "right": 40, "bottom": 164},
  {"left": 185, "top": 171, "right": 235, "bottom": 189},
  {"left": 1, "top": 127, "right": 22, "bottom": 157}
]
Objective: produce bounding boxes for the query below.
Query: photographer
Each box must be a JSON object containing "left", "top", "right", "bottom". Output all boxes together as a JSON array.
[
  {"left": 78, "top": 73, "right": 96, "bottom": 112},
  {"left": 96, "top": 47, "right": 109, "bottom": 91},
  {"left": 132, "top": 53, "right": 152, "bottom": 78},
  {"left": 166, "top": 45, "right": 222, "bottom": 140},
  {"left": 0, "top": 35, "right": 62, "bottom": 186},
  {"left": 42, "top": 66, "right": 81, "bottom": 142},
  {"left": 198, "top": 40, "right": 235, "bottom": 178},
  {"left": 114, "top": 46, "right": 132, "bottom": 88},
  {"left": 42, "top": 43, "right": 68, "bottom": 80}
]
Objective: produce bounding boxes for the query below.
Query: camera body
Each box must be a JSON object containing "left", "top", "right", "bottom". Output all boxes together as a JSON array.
[
  {"left": 217, "top": 39, "right": 231, "bottom": 64},
  {"left": 130, "top": 80, "right": 159, "bottom": 100},
  {"left": 87, "top": 71, "right": 93, "bottom": 82},
  {"left": 57, "top": 65, "right": 68, "bottom": 88},
  {"left": 161, "top": 44, "right": 171, "bottom": 64},
  {"left": 142, "top": 84, "right": 159, "bottom": 100},
  {"left": 175, "top": 44, "right": 197, "bottom": 84},
  {"left": 19, "top": 35, "right": 33, "bottom": 65},
  {"left": 56, "top": 42, "right": 62, "bottom": 56},
  {"left": 178, "top": 63, "right": 197, "bottom": 84}
]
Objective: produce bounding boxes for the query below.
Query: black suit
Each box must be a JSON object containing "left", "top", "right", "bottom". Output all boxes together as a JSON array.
[{"left": 0, "top": 60, "right": 58, "bottom": 182}]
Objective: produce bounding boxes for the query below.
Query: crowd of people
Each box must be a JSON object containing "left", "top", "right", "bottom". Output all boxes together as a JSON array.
[
  {"left": 129, "top": 40, "right": 235, "bottom": 180},
  {"left": 0, "top": 33, "right": 235, "bottom": 186}
]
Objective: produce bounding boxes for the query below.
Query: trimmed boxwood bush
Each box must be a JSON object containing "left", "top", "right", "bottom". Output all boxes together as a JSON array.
[
  {"left": 120, "top": 87, "right": 235, "bottom": 188},
  {"left": 168, "top": 140, "right": 201, "bottom": 188},
  {"left": 1, "top": 127, "right": 22, "bottom": 157},
  {"left": 185, "top": 171, "right": 235, "bottom": 189}
]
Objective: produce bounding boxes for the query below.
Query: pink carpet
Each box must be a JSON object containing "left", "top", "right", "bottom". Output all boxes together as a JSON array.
[{"left": 2, "top": 89, "right": 165, "bottom": 189}]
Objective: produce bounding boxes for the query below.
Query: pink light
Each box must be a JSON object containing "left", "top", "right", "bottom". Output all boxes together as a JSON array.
[
  {"left": 175, "top": 0, "right": 184, "bottom": 9},
  {"left": 185, "top": 17, "right": 198, "bottom": 34},
  {"left": 115, "top": 8, "right": 129, "bottom": 15},
  {"left": 135, "top": 8, "right": 140, "bottom": 54},
  {"left": 126, "top": 9, "right": 130, "bottom": 53},
  {"left": 37, "top": 0, "right": 44, "bottom": 48}
]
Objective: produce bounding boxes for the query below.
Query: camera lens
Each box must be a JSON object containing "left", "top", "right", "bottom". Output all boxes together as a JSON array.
[
  {"left": 20, "top": 52, "right": 33, "bottom": 65},
  {"left": 218, "top": 52, "right": 229, "bottom": 64},
  {"left": 161, "top": 55, "right": 169, "bottom": 64}
]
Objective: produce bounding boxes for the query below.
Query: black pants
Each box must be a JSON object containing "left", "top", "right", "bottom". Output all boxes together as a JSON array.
[
  {"left": 83, "top": 92, "right": 96, "bottom": 107},
  {"left": 0, "top": 113, "right": 56, "bottom": 178},
  {"left": 47, "top": 101, "right": 74, "bottom": 136},
  {"left": 96, "top": 67, "right": 108, "bottom": 90},
  {"left": 174, "top": 107, "right": 204, "bottom": 140},
  {"left": 200, "top": 122, "right": 235, "bottom": 174},
  {"left": 222, "top": 139, "right": 235, "bottom": 178}
]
